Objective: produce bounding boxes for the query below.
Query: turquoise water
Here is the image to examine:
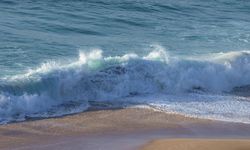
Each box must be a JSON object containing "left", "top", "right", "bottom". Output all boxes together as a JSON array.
[
  {"left": 1, "top": 0, "right": 250, "bottom": 76},
  {"left": 0, "top": 0, "right": 250, "bottom": 124}
]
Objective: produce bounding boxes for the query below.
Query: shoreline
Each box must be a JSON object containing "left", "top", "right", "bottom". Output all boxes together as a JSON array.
[{"left": 1, "top": 107, "right": 250, "bottom": 150}]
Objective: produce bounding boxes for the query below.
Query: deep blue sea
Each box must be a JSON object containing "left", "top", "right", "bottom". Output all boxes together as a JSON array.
[{"left": 1, "top": 0, "right": 250, "bottom": 124}]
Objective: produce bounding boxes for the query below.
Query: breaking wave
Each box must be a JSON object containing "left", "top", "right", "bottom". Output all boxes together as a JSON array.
[{"left": 1, "top": 46, "right": 250, "bottom": 123}]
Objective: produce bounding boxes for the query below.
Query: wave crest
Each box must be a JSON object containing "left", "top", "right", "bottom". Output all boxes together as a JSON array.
[{"left": 1, "top": 48, "right": 250, "bottom": 123}]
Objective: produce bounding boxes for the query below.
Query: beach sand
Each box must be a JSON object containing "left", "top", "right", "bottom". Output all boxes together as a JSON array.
[
  {"left": 1, "top": 108, "right": 250, "bottom": 150},
  {"left": 141, "top": 139, "right": 250, "bottom": 150}
]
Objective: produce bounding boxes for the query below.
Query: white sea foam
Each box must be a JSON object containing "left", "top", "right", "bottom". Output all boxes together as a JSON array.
[
  {"left": 143, "top": 94, "right": 250, "bottom": 124},
  {"left": 1, "top": 46, "right": 250, "bottom": 123}
]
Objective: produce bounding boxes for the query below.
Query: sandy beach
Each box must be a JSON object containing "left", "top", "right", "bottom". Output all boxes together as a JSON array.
[
  {"left": 1, "top": 0, "right": 250, "bottom": 149},
  {"left": 1, "top": 108, "right": 250, "bottom": 150},
  {"left": 141, "top": 139, "right": 250, "bottom": 150}
]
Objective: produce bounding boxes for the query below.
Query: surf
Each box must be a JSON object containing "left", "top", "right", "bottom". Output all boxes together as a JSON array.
[{"left": 1, "top": 46, "right": 250, "bottom": 124}]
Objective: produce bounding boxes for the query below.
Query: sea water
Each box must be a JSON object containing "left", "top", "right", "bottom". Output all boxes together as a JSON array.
[{"left": 0, "top": 0, "right": 250, "bottom": 124}]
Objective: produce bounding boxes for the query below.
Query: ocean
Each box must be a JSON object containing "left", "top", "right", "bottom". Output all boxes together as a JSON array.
[{"left": 0, "top": 0, "right": 250, "bottom": 124}]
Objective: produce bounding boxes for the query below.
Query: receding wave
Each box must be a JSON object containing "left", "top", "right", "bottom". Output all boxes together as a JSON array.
[{"left": 1, "top": 46, "right": 250, "bottom": 124}]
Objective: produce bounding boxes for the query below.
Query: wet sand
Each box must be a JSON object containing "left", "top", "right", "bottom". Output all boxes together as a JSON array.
[{"left": 1, "top": 108, "right": 250, "bottom": 150}]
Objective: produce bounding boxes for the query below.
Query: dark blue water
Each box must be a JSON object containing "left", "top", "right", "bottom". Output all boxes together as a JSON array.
[
  {"left": 1, "top": 0, "right": 250, "bottom": 76},
  {"left": 0, "top": 0, "right": 250, "bottom": 124}
]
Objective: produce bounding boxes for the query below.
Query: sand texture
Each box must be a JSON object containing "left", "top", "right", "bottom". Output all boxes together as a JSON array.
[
  {"left": 0, "top": 108, "right": 250, "bottom": 150},
  {"left": 141, "top": 139, "right": 250, "bottom": 150}
]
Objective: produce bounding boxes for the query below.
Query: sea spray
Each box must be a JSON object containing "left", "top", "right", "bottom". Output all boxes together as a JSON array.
[{"left": 1, "top": 48, "right": 250, "bottom": 123}]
